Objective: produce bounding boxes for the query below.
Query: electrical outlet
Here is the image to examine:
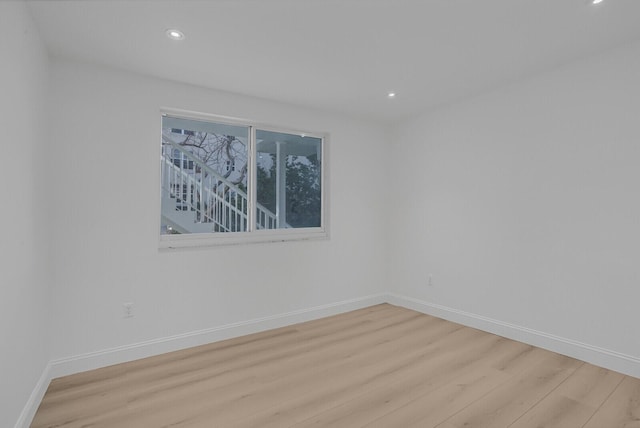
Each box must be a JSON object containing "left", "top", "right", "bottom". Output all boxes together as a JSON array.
[
  {"left": 123, "top": 302, "right": 134, "bottom": 318},
  {"left": 428, "top": 274, "right": 433, "bottom": 287}
]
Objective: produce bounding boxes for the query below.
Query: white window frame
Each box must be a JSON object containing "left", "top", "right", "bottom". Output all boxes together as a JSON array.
[{"left": 159, "top": 108, "right": 329, "bottom": 249}]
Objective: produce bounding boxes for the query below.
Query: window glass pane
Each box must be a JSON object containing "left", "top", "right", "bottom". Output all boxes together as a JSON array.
[
  {"left": 161, "top": 116, "right": 249, "bottom": 234},
  {"left": 256, "top": 130, "right": 322, "bottom": 229}
]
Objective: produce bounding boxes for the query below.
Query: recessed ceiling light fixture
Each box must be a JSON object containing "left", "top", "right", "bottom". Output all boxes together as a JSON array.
[
  {"left": 591, "top": 0, "right": 604, "bottom": 4},
  {"left": 166, "top": 29, "right": 185, "bottom": 40},
  {"left": 388, "top": 92, "right": 396, "bottom": 98}
]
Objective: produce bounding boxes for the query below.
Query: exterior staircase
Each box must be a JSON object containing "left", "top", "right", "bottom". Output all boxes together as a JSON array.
[{"left": 161, "top": 137, "right": 278, "bottom": 234}]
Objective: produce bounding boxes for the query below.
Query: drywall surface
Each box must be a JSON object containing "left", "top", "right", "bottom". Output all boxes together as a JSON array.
[
  {"left": 47, "top": 59, "right": 389, "bottom": 362},
  {"left": 389, "top": 40, "right": 640, "bottom": 362},
  {"left": 0, "top": 2, "right": 51, "bottom": 427}
]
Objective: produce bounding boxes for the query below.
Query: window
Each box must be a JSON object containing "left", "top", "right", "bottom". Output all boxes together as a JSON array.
[{"left": 160, "top": 111, "right": 327, "bottom": 248}]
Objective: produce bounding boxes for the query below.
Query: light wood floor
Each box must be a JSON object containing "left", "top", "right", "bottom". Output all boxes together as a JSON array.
[{"left": 32, "top": 304, "right": 640, "bottom": 428}]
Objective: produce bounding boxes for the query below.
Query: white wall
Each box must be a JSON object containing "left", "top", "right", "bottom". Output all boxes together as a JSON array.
[
  {"left": 390, "top": 40, "right": 640, "bottom": 371},
  {"left": 47, "top": 59, "right": 389, "bottom": 365},
  {"left": 0, "top": 2, "right": 51, "bottom": 427}
]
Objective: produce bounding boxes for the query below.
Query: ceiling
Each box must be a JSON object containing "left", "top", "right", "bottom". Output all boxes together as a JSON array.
[{"left": 27, "top": 0, "right": 640, "bottom": 124}]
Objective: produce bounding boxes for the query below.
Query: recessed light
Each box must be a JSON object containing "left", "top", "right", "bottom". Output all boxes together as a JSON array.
[
  {"left": 591, "top": 0, "right": 604, "bottom": 4},
  {"left": 166, "top": 29, "right": 185, "bottom": 40},
  {"left": 388, "top": 92, "right": 396, "bottom": 98}
]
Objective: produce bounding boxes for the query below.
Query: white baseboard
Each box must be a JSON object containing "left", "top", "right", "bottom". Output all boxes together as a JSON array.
[
  {"left": 49, "top": 293, "right": 387, "bottom": 380},
  {"left": 387, "top": 292, "right": 640, "bottom": 379},
  {"left": 14, "top": 362, "right": 51, "bottom": 428}
]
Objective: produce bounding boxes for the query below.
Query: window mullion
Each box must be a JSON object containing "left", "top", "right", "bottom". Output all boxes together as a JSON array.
[{"left": 248, "top": 126, "right": 257, "bottom": 232}]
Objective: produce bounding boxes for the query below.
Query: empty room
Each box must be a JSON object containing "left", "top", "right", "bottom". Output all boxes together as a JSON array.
[{"left": 2, "top": 0, "right": 640, "bottom": 427}]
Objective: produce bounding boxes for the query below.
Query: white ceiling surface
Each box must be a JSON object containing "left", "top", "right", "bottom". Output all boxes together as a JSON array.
[{"left": 27, "top": 0, "right": 640, "bottom": 124}]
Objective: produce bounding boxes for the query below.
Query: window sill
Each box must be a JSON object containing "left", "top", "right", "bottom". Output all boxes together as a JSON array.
[{"left": 159, "top": 227, "right": 328, "bottom": 250}]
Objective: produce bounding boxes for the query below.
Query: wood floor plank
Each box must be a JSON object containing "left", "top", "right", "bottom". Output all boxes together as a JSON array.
[
  {"left": 386, "top": 367, "right": 510, "bottom": 428},
  {"left": 435, "top": 353, "right": 582, "bottom": 428},
  {"left": 291, "top": 338, "right": 530, "bottom": 428},
  {"left": 582, "top": 376, "right": 640, "bottom": 428},
  {"left": 233, "top": 328, "right": 504, "bottom": 428},
  {"left": 30, "top": 304, "right": 640, "bottom": 428},
  {"left": 508, "top": 363, "right": 624, "bottom": 428},
  {"left": 106, "top": 315, "right": 469, "bottom": 427}
]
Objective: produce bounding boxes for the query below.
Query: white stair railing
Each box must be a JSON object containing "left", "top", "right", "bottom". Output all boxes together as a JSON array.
[{"left": 161, "top": 138, "right": 278, "bottom": 232}]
